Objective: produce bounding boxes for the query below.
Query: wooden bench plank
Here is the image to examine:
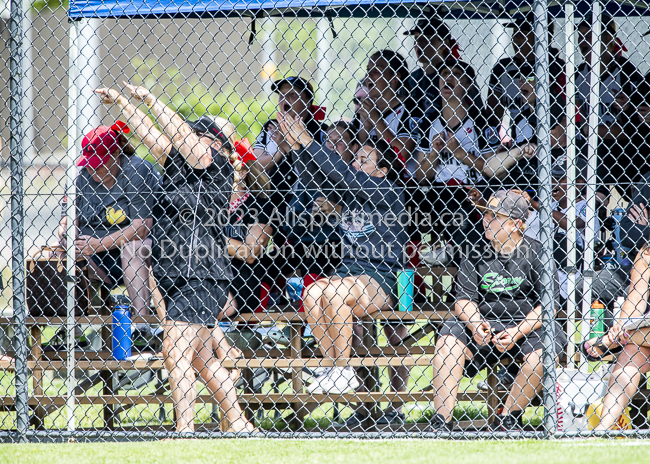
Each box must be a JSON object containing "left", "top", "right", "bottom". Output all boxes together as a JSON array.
[
  {"left": 220, "top": 356, "right": 437, "bottom": 369},
  {"left": 0, "top": 304, "right": 454, "bottom": 326}
]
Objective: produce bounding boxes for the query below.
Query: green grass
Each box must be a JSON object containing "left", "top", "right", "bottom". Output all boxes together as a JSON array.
[{"left": 2, "top": 439, "right": 650, "bottom": 464}]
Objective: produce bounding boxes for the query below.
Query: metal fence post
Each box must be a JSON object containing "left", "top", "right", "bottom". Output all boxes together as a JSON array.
[
  {"left": 9, "top": 0, "right": 29, "bottom": 443},
  {"left": 66, "top": 19, "right": 81, "bottom": 434},
  {"left": 533, "top": 0, "right": 558, "bottom": 436}
]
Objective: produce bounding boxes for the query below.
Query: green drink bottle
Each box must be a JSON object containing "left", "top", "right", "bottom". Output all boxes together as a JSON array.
[{"left": 590, "top": 300, "right": 606, "bottom": 339}]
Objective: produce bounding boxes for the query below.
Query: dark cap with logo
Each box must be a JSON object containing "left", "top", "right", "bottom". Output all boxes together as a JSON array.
[
  {"left": 505, "top": 11, "right": 555, "bottom": 34},
  {"left": 403, "top": 15, "right": 451, "bottom": 39},
  {"left": 477, "top": 189, "right": 531, "bottom": 221},
  {"left": 271, "top": 76, "right": 315, "bottom": 102},
  {"left": 578, "top": 14, "right": 617, "bottom": 36},
  {"left": 551, "top": 154, "right": 589, "bottom": 180},
  {"left": 186, "top": 116, "right": 232, "bottom": 148}
]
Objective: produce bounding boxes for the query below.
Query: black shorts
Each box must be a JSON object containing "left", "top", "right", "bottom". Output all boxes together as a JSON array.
[
  {"left": 91, "top": 249, "right": 123, "bottom": 289},
  {"left": 438, "top": 317, "right": 567, "bottom": 378},
  {"left": 159, "top": 278, "right": 229, "bottom": 326}
]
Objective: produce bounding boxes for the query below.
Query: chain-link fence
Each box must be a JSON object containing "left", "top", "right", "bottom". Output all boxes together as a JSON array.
[{"left": 2, "top": 0, "right": 650, "bottom": 441}]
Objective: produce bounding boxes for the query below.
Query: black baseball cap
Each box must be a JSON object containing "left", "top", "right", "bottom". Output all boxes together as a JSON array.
[
  {"left": 505, "top": 11, "right": 555, "bottom": 34},
  {"left": 403, "top": 15, "right": 451, "bottom": 40},
  {"left": 578, "top": 14, "right": 617, "bottom": 36},
  {"left": 440, "top": 58, "right": 476, "bottom": 80},
  {"left": 186, "top": 116, "right": 231, "bottom": 148},
  {"left": 271, "top": 76, "right": 315, "bottom": 102}
]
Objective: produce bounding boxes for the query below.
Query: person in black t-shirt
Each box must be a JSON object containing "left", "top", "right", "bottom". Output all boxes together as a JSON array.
[
  {"left": 97, "top": 83, "right": 254, "bottom": 434},
  {"left": 576, "top": 15, "right": 643, "bottom": 201},
  {"left": 404, "top": 15, "right": 461, "bottom": 125},
  {"left": 486, "top": 12, "right": 565, "bottom": 127},
  {"left": 428, "top": 190, "right": 566, "bottom": 432},
  {"left": 57, "top": 119, "right": 159, "bottom": 344}
]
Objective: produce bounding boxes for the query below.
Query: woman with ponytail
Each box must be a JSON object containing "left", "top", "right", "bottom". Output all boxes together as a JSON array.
[{"left": 94, "top": 84, "right": 254, "bottom": 433}]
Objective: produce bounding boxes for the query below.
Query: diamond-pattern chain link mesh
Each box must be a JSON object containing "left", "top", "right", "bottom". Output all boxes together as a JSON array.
[{"left": 1, "top": 0, "right": 650, "bottom": 440}]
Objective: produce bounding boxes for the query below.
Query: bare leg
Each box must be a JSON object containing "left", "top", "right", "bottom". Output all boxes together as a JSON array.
[
  {"left": 192, "top": 326, "right": 254, "bottom": 432},
  {"left": 213, "top": 292, "right": 241, "bottom": 361},
  {"left": 149, "top": 274, "right": 166, "bottom": 321},
  {"left": 121, "top": 239, "right": 152, "bottom": 318},
  {"left": 432, "top": 335, "right": 472, "bottom": 422},
  {"left": 596, "top": 342, "right": 650, "bottom": 430},
  {"left": 503, "top": 349, "right": 544, "bottom": 413},
  {"left": 304, "top": 280, "right": 338, "bottom": 361},
  {"left": 305, "top": 276, "right": 389, "bottom": 364},
  {"left": 86, "top": 258, "right": 112, "bottom": 285},
  {"left": 162, "top": 321, "right": 199, "bottom": 433},
  {"left": 321, "top": 279, "right": 356, "bottom": 362}
]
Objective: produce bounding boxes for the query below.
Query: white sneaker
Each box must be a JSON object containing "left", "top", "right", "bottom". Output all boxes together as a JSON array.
[
  {"left": 303, "top": 366, "right": 330, "bottom": 384},
  {"left": 308, "top": 367, "right": 360, "bottom": 394}
]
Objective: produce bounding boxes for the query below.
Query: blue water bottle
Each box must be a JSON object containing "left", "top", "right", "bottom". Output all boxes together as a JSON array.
[
  {"left": 112, "top": 301, "right": 132, "bottom": 360},
  {"left": 397, "top": 269, "right": 415, "bottom": 312}
]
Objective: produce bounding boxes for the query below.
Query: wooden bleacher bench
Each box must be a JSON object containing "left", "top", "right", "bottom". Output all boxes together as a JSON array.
[{"left": 2, "top": 264, "right": 647, "bottom": 432}]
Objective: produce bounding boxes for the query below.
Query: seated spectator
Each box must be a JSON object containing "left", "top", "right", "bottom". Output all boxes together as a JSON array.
[
  {"left": 357, "top": 49, "right": 420, "bottom": 169},
  {"left": 280, "top": 114, "right": 407, "bottom": 395},
  {"left": 576, "top": 15, "right": 643, "bottom": 200},
  {"left": 618, "top": 75, "right": 650, "bottom": 192},
  {"left": 326, "top": 120, "right": 411, "bottom": 426},
  {"left": 95, "top": 85, "right": 254, "bottom": 433},
  {"left": 429, "top": 190, "right": 566, "bottom": 432},
  {"left": 254, "top": 76, "right": 328, "bottom": 213},
  {"left": 534, "top": 157, "right": 602, "bottom": 300},
  {"left": 57, "top": 120, "right": 159, "bottom": 349},
  {"left": 487, "top": 11, "right": 565, "bottom": 127},
  {"left": 581, "top": 246, "right": 650, "bottom": 431},
  {"left": 614, "top": 168, "right": 650, "bottom": 317},
  {"left": 414, "top": 59, "right": 498, "bottom": 262},
  {"left": 223, "top": 147, "right": 276, "bottom": 316},
  {"left": 416, "top": 59, "right": 493, "bottom": 187},
  {"left": 481, "top": 65, "right": 568, "bottom": 191},
  {"left": 404, "top": 14, "right": 465, "bottom": 124}
]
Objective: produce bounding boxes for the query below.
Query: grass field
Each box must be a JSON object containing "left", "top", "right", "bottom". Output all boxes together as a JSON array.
[{"left": 1, "top": 439, "right": 650, "bottom": 464}]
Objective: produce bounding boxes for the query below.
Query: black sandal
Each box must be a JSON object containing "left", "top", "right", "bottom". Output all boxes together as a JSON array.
[{"left": 579, "top": 335, "right": 624, "bottom": 362}]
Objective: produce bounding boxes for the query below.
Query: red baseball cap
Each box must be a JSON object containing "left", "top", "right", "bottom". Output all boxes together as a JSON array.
[{"left": 78, "top": 122, "right": 129, "bottom": 168}]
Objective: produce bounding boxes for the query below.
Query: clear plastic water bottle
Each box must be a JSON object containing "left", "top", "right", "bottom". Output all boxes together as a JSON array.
[{"left": 611, "top": 207, "right": 632, "bottom": 267}]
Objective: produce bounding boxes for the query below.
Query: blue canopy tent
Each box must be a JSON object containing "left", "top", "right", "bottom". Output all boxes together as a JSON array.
[
  {"left": 68, "top": 0, "right": 650, "bottom": 19},
  {"left": 59, "top": 0, "right": 649, "bottom": 435}
]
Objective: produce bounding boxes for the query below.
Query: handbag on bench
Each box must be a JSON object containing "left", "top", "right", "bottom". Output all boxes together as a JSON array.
[{"left": 26, "top": 245, "right": 91, "bottom": 317}]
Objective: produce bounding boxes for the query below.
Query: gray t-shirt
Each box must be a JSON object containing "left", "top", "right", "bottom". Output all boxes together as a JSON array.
[
  {"left": 74, "top": 155, "right": 159, "bottom": 237},
  {"left": 456, "top": 235, "right": 559, "bottom": 323}
]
